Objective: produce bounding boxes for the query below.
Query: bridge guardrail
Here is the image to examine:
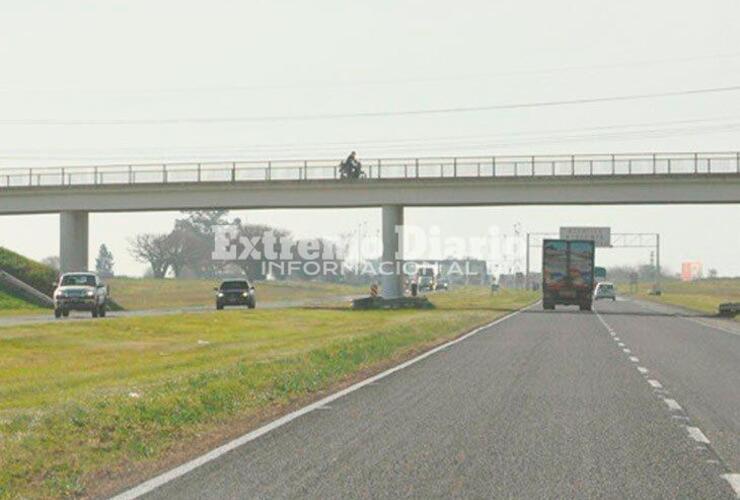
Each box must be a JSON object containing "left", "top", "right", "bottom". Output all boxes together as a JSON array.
[{"left": 1, "top": 152, "right": 739, "bottom": 189}]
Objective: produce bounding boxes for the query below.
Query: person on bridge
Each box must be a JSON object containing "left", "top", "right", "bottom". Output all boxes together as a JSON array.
[{"left": 340, "top": 151, "right": 365, "bottom": 179}]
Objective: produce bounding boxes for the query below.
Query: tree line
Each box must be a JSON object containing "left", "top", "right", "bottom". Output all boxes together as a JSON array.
[{"left": 128, "top": 210, "right": 343, "bottom": 281}]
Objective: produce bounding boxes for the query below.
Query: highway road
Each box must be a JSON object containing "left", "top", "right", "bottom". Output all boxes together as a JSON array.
[
  {"left": 113, "top": 297, "right": 739, "bottom": 499},
  {"left": 0, "top": 295, "right": 358, "bottom": 328}
]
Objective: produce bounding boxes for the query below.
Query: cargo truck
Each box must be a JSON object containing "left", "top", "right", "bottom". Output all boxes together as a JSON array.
[{"left": 542, "top": 239, "right": 595, "bottom": 311}]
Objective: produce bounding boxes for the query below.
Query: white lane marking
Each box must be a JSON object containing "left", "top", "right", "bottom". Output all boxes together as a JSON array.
[
  {"left": 648, "top": 379, "right": 663, "bottom": 389},
  {"left": 609, "top": 332, "right": 616, "bottom": 337},
  {"left": 685, "top": 426, "right": 711, "bottom": 444},
  {"left": 315, "top": 406, "right": 332, "bottom": 411},
  {"left": 629, "top": 356, "right": 639, "bottom": 363},
  {"left": 637, "top": 366, "right": 649, "bottom": 374},
  {"left": 664, "top": 398, "right": 683, "bottom": 411},
  {"left": 614, "top": 337, "right": 620, "bottom": 341},
  {"left": 721, "top": 473, "right": 740, "bottom": 497},
  {"left": 623, "top": 348, "right": 631, "bottom": 354},
  {"left": 109, "top": 304, "right": 531, "bottom": 499},
  {"left": 618, "top": 342, "right": 625, "bottom": 347},
  {"left": 672, "top": 415, "right": 690, "bottom": 421}
]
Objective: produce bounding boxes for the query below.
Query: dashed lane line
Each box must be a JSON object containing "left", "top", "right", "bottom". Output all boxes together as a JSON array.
[{"left": 686, "top": 426, "right": 711, "bottom": 444}]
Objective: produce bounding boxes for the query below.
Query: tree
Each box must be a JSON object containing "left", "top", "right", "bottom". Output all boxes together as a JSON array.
[
  {"left": 41, "top": 256, "right": 60, "bottom": 271},
  {"left": 128, "top": 233, "right": 172, "bottom": 278},
  {"left": 166, "top": 224, "right": 208, "bottom": 278},
  {"left": 95, "top": 244, "right": 115, "bottom": 277},
  {"left": 228, "top": 220, "right": 291, "bottom": 281}
]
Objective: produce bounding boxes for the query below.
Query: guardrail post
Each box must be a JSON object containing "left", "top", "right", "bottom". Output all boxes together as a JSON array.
[
  {"left": 94, "top": 166, "right": 98, "bottom": 185},
  {"left": 492, "top": 157, "right": 496, "bottom": 177},
  {"left": 531, "top": 156, "right": 535, "bottom": 175},
  {"left": 28, "top": 168, "right": 32, "bottom": 186},
  {"left": 378, "top": 159, "right": 382, "bottom": 179},
  {"left": 61, "top": 168, "right": 66, "bottom": 186},
  {"left": 611, "top": 154, "right": 615, "bottom": 175},
  {"left": 453, "top": 158, "right": 457, "bottom": 177},
  {"left": 551, "top": 161, "right": 555, "bottom": 176},
  {"left": 708, "top": 158, "right": 712, "bottom": 173},
  {"left": 303, "top": 160, "right": 308, "bottom": 180},
  {"left": 628, "top": 160, "right": 632, "bottom": 175},
  {"left": 197, "top": 163, "right": 202, "bottom": 182},
  {"left": 266, "top": 161, "right": 271, "bottom": 181},
  {"left": 231, "top": 162, "right": 236, "bottom": 182},
  {"left": 667, "top": 159, "right": 672, "bottom": 174},
  {"left": 163, "top": 165, "right": 167, "bottom": 183},
  {"left": 737, "top": 152, "right": 740, "bottom": 173},
  {"left": 589, "top": 160, "right": 593, "bottom": 176},
  {"left": 415, "top": 158, "right": 419, "bottom": 178},
  {"left": 128, "top": 165, "right": 133, "bottom": 184},
  {"left": 514, "top": 162, "right": 518, "bottom": 176},
  {"left": 652, "top": 153, "right": 657, "bottom": 174},
  {"left": 477, "top": 162, "right": 481, "bottom": 177},
  {"left": 694, "top": 153, "right": 699, "bottom": 173},
  {"left": 571, "top": 155, "right": 575, "bottom": 176}
]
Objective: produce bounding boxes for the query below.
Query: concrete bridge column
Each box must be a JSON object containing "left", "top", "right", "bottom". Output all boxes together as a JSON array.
[
  {"left": 381, "top": 205, "right": 404, "bottom": 299},
  {"left": 60, "top": 211, "right": 89, "bottom": 273}
]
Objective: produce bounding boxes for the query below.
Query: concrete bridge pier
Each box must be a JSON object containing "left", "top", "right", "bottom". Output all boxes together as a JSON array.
[
  {"left": 381, "top": 205, "right": 404, "bottom": 299},
  {"left": 60, "top": 211, "right": 89, "bottom": 273}
]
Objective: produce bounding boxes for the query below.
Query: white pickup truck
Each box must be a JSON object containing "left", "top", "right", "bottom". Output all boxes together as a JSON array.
[{"left": 53, "top": 272, "right": 109, "bottom": 318}]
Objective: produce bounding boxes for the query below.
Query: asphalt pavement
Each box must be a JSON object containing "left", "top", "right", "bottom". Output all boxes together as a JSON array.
[{"left": 119, "top": 298, "right": 739, "bottom": 499}]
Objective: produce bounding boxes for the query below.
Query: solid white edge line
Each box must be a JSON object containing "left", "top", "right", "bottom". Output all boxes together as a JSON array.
[
  {"left": 109, "top": 303, "right": 533, "bottom": 499},
  {"left": 721, "top": 473, "right": 740, "bottom": 497},
  {"left": 648, "top": 379, "right": 662, "bottom": 389},
  {"left": 685, "top": 426, "right": 711, "bottom": 444}
]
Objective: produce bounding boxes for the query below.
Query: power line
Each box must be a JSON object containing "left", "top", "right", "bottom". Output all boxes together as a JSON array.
[
  {"left": 2, "top": 84, "right": 740, "bottom": 126},
  {"left": 3, "top": 114, "right": 737, "bottom": 155},
  {"left": 2, "top": 118, "right": 739, "bottom": 162},
  {"left": 3, "top": 50, "right": 740, "bottom": 94}
]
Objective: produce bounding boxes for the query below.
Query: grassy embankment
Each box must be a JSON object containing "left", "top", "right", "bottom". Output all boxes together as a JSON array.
[
  {"left": 0, "top": 247, "right": 57, "bottom": 316},
  {"left": 633, "top": 278, "right": 740, "bottom": 319},
  {"left": 107, "top": 277, "right": 365, "bottom": 310},
  {"left": 0, "top": 287, "right": 536, "bottom": 499},
  {"left": 0, "top": 291, "right": 41, "bottom": 317}
]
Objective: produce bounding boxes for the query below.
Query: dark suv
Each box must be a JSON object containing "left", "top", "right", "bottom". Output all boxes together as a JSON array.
[{"left": 215, "top": 280, "right": 256, "bottom": 310}]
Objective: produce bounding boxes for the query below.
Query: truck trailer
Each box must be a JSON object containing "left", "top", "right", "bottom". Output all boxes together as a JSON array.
[{"left": 542, "top": 239, "right": 595, "bottom": 311}]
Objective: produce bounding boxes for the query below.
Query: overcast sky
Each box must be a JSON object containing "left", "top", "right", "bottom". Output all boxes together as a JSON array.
[{"left": 1, "top": 0, "right": 739, "bottom": 276}]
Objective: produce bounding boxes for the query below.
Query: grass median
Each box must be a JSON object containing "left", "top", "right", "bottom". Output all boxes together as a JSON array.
[
  {"left": 635, "top": 278, "right": 740, "bottom": 320},
  {"left": 0, "top": 287, "right": 536, "bottom": 499},
  {"left": 107, "top": 277, "right": 365, "bottom": 310}
]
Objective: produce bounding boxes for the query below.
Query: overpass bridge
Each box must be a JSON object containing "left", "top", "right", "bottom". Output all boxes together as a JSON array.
[{"left": 1, "top": 152, "right": 739, "bottom": 297}]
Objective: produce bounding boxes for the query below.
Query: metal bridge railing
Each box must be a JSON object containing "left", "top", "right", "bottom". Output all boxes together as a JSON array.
[{"left": 1, "top": 152, "right": 739, "bottom": 189}]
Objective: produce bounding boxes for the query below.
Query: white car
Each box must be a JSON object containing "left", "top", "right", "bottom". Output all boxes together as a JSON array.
[
  {"left": 53, "top": 272, "right": 109, "bottom": 318},
  {"left": 593, "top": 282, "right": 616, "bottom": 301}
]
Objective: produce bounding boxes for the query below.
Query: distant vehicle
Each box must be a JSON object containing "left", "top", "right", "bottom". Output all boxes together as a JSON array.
[
  {"left": 435, "top": 278, "right": 449, "bottom": 291},
  {"left": 594, "top": 266, "right": 607, "bottom": 283},
  {"left": 53, "top": 272, "right": 108, "bottom": 318},
  {"left": 417, "top": 267, "right": 436, "bottom": 291},
  {"left": 542, "top": 239, "right": 595, "bottom": 311},
  {"left": 593, "top": 282, "right": 616, "bottom": 301},
  {"left": 215, "top": 280, "right": 256, "bottom": 310}
]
